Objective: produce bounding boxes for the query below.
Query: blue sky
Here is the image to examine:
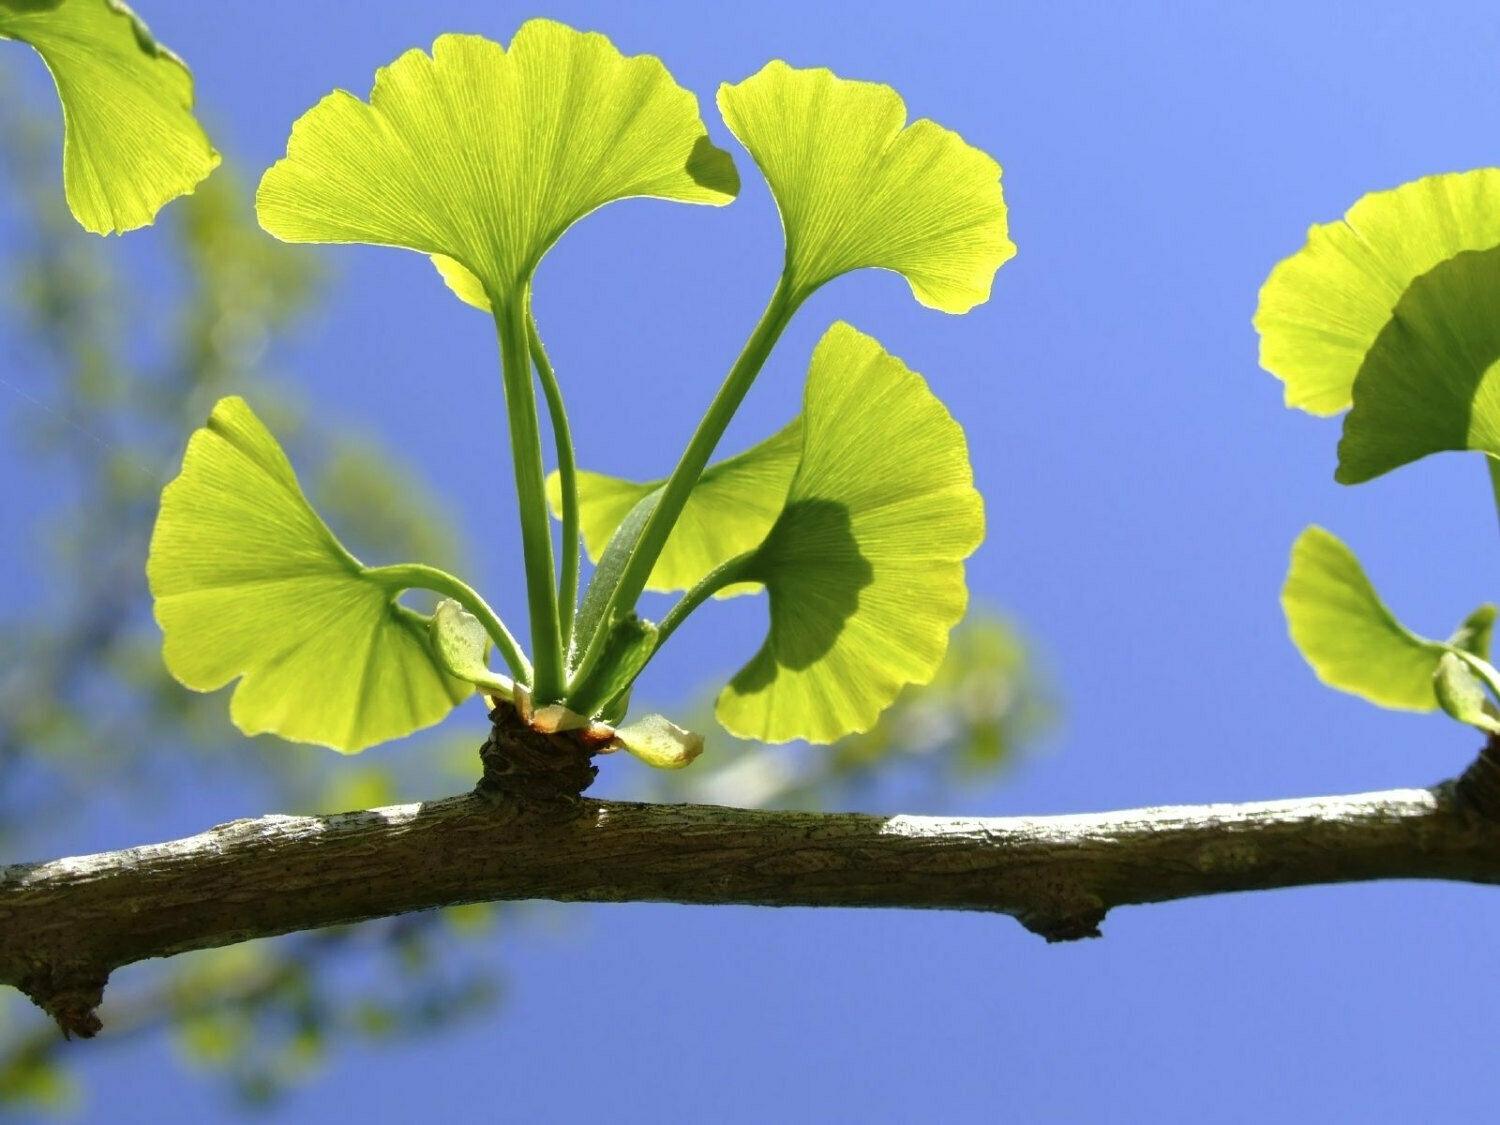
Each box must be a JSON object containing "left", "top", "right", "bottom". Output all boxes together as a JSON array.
[{"left": 6, "top": 0, "right": 1500, "bottom": 1119}]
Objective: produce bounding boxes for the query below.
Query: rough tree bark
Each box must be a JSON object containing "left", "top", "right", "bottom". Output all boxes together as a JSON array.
[{"left": 6, "top": 705, "right": 1500, "bottom": 1039}]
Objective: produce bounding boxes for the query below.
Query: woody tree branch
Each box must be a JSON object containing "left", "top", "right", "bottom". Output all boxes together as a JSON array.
[{"left": 6, "top": 711, "right": 1500, "bottom": 1040}]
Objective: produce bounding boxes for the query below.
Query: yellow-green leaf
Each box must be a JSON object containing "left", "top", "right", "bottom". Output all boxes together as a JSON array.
[
  {"left": 1281, "top": 525, "right": 1447, "bottom": 711},
  {"left": 547, "top": 419, "right": 802, "bottom": 598},
  {"left": 1337, "top": 245, "right": 1500, "bottom": 483},
  {"left": 256, "top": 20, "right": 738, "bottom": 303},
  {"left": 0, "top": 0, "right": 219, "bottom": 234},
  {"left": 1255, "top": 169, "right": 1500, "bottom": 416},
  {"left": 148, "top": 397, "right": 471, "bottom": 752},
  {"left": 717, "top": 322, "right": 984, "bottom": 743},
  {"left": 718, "top": 61, "right": 1013, "bottom": 313},
  {"left": 432, "top": 253, "right": 490, "bottom": 311}
]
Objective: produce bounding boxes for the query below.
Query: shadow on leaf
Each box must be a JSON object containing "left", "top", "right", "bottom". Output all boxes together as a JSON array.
[
  {"left": 734, "top": 498, "right": 873, "bottom": 691},
  {"left": 686, "top": 134, "right": 740, "bottom": 198},
  {"left": 1341, "top": 243, "right": 1500, "bottom": 482}
]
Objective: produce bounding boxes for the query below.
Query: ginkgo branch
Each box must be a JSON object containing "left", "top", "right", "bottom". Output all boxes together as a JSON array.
[{"left": 7, "top": 730, "right": 1500, "bottom": 1040}]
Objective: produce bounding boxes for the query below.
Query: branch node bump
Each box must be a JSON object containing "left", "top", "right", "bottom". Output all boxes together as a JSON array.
[
  {"left": 476, "top": 702, "right": 599, "bottom": 809},
  {"left": 21, "top": 964, "right": 108, "bottom": 1039},
  {"left": 1021, "top": 914, "right": 1106, "bottom": 943},
  {"left": 1016, "top": 891, "right": 1107, "bottom": 943}
]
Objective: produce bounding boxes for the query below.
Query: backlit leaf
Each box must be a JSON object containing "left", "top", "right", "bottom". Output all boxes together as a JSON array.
[
  {"left": 1255, "top": 169, "right": 1500, "bottom": 416},
  {"left": 718, "top": 61, "right": 1012, "bottom": 312},
  {"left": 0, "top": 0, "right": 219, "bottom": 233},
  {"left": 1281, "top": 525, "right": 1447, "bottom": 711},
  {"left": 548, "top": 419, "right": 802, "bottom": 598},
  {"left": 432, "top": 253, "right": 490, "bottom": 310},
  {"left": 148, "top": 396, "right": 471, "bottom": 752},
  {"left": 1337, "top": 245, "right": 1500, "bottom": 483},
  {"left": 716, "top": 322, "right": 984, "bottom": 743},
  {"left": 256, "top": 20, "right": 738, "bottom": 302}
]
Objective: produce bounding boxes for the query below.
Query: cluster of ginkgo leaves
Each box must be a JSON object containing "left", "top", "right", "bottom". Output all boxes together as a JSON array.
[
  {"left": 3, "top": 5, "right": 1013, "bottom": 766},
  {"left": 1258, "top": 170, "right": 1500, "bottom": 734}
]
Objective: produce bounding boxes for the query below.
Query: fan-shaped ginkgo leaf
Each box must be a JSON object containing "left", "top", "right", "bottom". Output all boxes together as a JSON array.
[
  {"left": 547, "top": 419, "right": 802, "bottom": 599},
  {"left": 1255, "top": 169, "right": 1500, "bottom": 416},
  {"left": 1337, "top": 245, "right": 1500, "bottom": 483},
  {"left": 717, "top": 61, "right": 1012, "bottom": 313},
  {"left": 1282, "top": 525, "right": 1459, "bottom": 712},
  {"left": 256, "top": 20, "right": 738, "bottom": 301},
  {"left": 148, "top": 396, "right": 471, "bottom": 752},
  {"left": 0, "top": 0, "right": 219, "bottom": 234},
  {"left": 716, "top": 322, "right": 984, "bottom": 744}
]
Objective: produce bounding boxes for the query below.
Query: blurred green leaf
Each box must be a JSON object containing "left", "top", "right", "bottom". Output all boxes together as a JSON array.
[
  {"left": 175, "top": 1009, "right": 252, "bottom": 1068},
  {"left": 0, "top": 1050, "right": 75, "bottom": 1110}
]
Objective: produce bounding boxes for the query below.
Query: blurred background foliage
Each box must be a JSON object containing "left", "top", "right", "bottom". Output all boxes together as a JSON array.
[{"left": 0, "top": 62, "right": 1053, "bottom": 1116}]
